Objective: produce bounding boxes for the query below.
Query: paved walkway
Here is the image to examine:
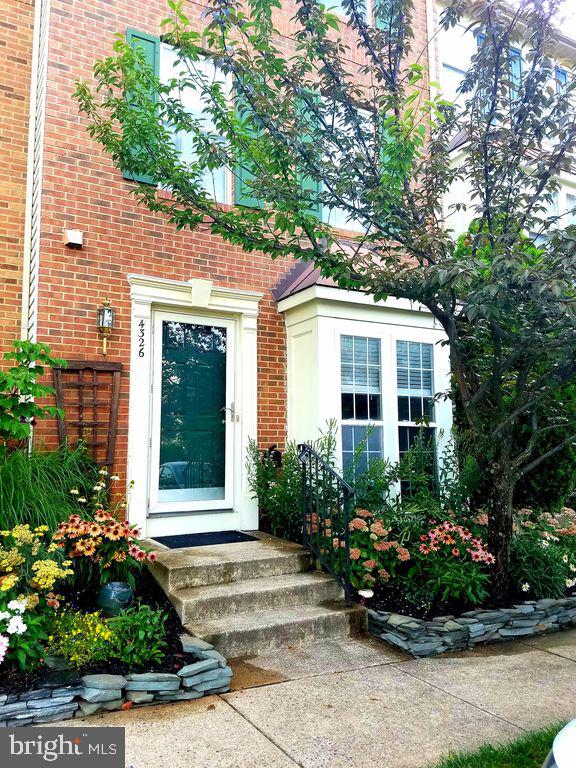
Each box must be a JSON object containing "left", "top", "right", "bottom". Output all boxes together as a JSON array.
[{"left": 51, "top": 630, "right": 576, "bottom": 768}]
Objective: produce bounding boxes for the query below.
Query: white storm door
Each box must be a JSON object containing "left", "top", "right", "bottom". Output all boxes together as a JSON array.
[{"left": 149, "top": 312, "right": 235, "bottom": 515}]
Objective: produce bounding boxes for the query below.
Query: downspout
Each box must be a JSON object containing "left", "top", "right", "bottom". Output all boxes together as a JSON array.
[{"left": 21, "top": 0, "right": 51, "bottom": 342}]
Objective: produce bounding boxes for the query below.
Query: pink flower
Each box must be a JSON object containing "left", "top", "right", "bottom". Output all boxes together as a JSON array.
[
  {"left": 128, "top": 544, "right": 141, "bottom": 558},
  {"left": 396, "top": 547, "right": 411, "bottom": 562},
  {"left": 355, "top": 509, "right": 373, "bottom": 519},
  {"left": 451, "top": 548, "right": 460, "bottom": 557},
  {"left": 147, "top": 551, "right": 157, "bottom": 563},
  {"left": 349, "top": 518, "right": 368, "bottom": 532},
  {"left": 378, "top": 568, "right": 390, "bottom": 581},
  {"left": 349, "top": 548, "right": 361, "bottom": 560},
  {"left": 363, "top": 559, "right": 377, "bottom": 570}
]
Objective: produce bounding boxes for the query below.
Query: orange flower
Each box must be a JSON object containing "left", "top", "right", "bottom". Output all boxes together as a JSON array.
[
  {"left": 88, "top": 522, "right": 102, "bottom": 537},
  {"left": 349, "top": 548, "right": 361, "bottom": 560},
  {"left": 355, "top": 509, "right": 373, "bottom": 519},
  {"left": 349, "top": 518, "right": 368, "bottom": 532},
  {"left": 105, "top": 524, "right": 123, "bottom": 541}
]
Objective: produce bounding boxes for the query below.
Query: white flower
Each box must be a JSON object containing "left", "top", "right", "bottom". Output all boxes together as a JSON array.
[
  {"left": 0, "top": 611, "right": 10, "bottom": 622},
  {"left": 6, "top": 616, "right": 27, "bottom": 635},
  {"left": 566, "top": 578, "right": 576, "bottom": 589},
  {"left": 70, "top": 488, "right": 79, "bottom": 495},
  {"left": 540, "top": 540, "right": 550, "bottom": 549},
  {"left": 563, "top": 554, "right": 569, "bottom": 563},
  {"left": 78, "top": 497, "right": 87, "bottom": 504},
  {"left": 521, "top": 583, "right": 531, "bottom": 592},
  {"left": 570, "top": 564, "right": 576, "bottom": 573},
  {"left": 110, "top": 475, "right": 120, "bottom": 481},
  {"left": 0, "top": 634, "right": 8, "bottom": 664},
  {"left": 7, "top": 599, "right": 26, "bottom": 614},
  {"left": 98, "top": 467, "right": 108, "bottom": 475},
  {"left": 358, "top": 589, "right": 374, "bottom": 599}
]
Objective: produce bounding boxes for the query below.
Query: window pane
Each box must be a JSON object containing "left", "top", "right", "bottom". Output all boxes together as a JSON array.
[
  {"left": 353, "top": 337, "right": 367, "bottom": 366},
  {"left": 341, "top": 393, "right": 354, "bottom": 420},
  {"left": 408, "top": 342, "right": 421, "bottom": 368},
  {"left": 369, "top": 394, "right": 381, "bottom": 420},
  {"left": 410, "top": 397, "right": 423, "bottom": 421},
  {"left": 341, "top": 364, "right": 354, "bottom": 391},
  {"left": 368, "top": 338, "right": 380, "bottom": 365},
  {"left": 368, "top": 427, "right": 383, "bottom": 453},
  {"left": 342, "top": 425, "right": 353, "bottom": 452},
  {"left": 355, "top": 394, "right": 368, "bottom": 420},
  {"left": 397, "top": 367, "right": 409, "bottom": 389},
  {"left": 397, "top": 396, "right": 409, "bottom": 422}
]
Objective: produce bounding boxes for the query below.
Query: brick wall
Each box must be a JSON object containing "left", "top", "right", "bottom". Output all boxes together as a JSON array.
[
  {"left": 0, "top": 0, "right": 34, "bottom": 356},
  {"left": 27, "top": 0, "right": 430, "bottom": 480}
]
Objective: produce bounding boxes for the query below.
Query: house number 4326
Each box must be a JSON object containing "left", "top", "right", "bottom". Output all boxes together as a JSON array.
[{"left": 138, "top": 320, "right": 146, "bottom": 358}]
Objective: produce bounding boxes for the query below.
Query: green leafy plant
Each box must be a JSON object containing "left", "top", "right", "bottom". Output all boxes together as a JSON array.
[
  {"left": 246, "top": 421, "right": 338, "bottom": 543},
  {"left": 46, "top": 610, "right": 115, "bottom": 668},
  {"left": 108, "top": 604, "right": 167, "bottom": 666},
  {"left": 0, "top": 446, "right": 98, "bottom": 530},
  {"left": 0, "top": 341, "right": 65, "bottom": 452}
]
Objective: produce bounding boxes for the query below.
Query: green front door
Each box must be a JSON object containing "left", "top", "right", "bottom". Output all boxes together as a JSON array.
[{"left": 158, "top": 320, "right": 228, "bottom": 504}]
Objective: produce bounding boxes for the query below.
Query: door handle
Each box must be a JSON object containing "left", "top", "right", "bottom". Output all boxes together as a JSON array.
[{"left": 220, "top": 403, "right": 238, "bottom": 422}]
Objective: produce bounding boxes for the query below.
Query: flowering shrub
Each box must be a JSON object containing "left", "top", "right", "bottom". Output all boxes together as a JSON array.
[
  {"left": 54, "top": 469, "right": 156, "bottom": 590},
  {"left": 345, "top": 508, "right": 411, "bottom": 592},
  {"left": 510, "top": 507, "right": 576, "bottom": 599},
  {"left": 46, "top": 610, "right": 114, "bottom": 668},
  {"left": 0, "top": 524, "right": 72, "bottom": 670},
  {"left": 0, "top": 524, "right": 73, "bottom": 598},
  {"left": 0, "top": 598, "right": 50, "bottom": 670},
  {"left": 406, "top": 520, "right": 494, "bottom": 607}
]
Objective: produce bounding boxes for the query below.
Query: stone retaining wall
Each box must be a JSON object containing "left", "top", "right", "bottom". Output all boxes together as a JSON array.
[
  {"left": 368, "top": 596, "right": 576, "bottom": 657},
  {"left": 0, "top": 635, "right": 231, "bottom": 727}
]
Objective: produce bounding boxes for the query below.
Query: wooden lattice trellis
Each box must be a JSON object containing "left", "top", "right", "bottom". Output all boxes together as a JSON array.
[{"left": 53, "top": 361, "right": 122, "bottom": 467}]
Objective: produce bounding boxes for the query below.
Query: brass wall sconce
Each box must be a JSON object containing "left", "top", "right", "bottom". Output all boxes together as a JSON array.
[{"left": 96, "top": 298, "right": 116, "bottom": 356}]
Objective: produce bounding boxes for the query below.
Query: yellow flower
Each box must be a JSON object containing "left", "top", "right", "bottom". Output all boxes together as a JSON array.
[
  {"left": 0, "top": 573, "right": 18, "bottom": 591},
  {"left": 11, "top": 525, "right": 36, "bottom": 545}
]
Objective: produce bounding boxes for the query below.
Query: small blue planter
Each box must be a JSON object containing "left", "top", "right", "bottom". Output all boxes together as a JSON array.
[{"left": 96, "top": 581, "right": 133, "bottom": 617}]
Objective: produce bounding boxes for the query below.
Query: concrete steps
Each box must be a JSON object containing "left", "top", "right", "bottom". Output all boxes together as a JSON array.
[
  {"left": 148, "top": 532, "right": 366, "bottom": 658},
  {"left": 173, "top": 572, "right": 344, "bottom": 624},
  {"left": 186, "top": 604, "right": 365, "bottom": 658}
]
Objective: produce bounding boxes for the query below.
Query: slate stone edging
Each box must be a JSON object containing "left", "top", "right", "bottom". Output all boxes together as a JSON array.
[
  {"left": 0, "top": 635, "right": 231, "bottom": 727},
  {"left": 368, "top": 596, "right": 576, "bottom": 657}
]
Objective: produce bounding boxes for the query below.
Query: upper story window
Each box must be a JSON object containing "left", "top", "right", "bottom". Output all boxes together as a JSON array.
[
  {"left": 159, "top": 44, "right": 229, "bottom": 203},
  {"left": 340, "top": 335, "right": 383, "bottom": 475}
]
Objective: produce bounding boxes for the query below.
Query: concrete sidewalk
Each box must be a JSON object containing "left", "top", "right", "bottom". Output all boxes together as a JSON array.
[{"left": 49, "top": 630, "right": 576, "bottom": 768}]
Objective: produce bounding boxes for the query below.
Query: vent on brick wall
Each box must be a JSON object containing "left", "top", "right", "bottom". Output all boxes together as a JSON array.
[{"left": 53, "top": 361, "right": 122, "bottom": 468}]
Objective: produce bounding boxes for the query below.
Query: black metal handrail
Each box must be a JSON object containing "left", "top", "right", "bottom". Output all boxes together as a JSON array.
[{"left": 298, "top": 443, "right": 354, "bottom": 606}]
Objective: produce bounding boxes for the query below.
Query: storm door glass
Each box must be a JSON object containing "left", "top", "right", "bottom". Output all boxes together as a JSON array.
[{"left": 158, "top": 321, "right": 227, "bottom": 502}]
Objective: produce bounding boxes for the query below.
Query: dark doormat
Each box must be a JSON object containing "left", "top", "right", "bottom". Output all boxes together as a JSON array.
[{"left": 152, "top": 530, "right": 258, "bottom": 549}]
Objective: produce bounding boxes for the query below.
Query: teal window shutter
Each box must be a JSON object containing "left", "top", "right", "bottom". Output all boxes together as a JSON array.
[
  {"left": 123, "top": 28, "right": 160, "bottom": 184},
  {"left": 296, "top": 92, "right": 322, "bottom": 219},
  {"left": 234, "top": 84, "right": 264, "bottom": 208}
]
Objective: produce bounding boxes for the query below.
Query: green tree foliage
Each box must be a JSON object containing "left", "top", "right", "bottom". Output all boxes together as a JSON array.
[{"left": 76, "top": 0, "right": 576, "bottom": 598}]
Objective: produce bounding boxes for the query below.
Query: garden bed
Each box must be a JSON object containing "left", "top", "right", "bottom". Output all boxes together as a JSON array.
[
  {"left": 0, "top": 633, "right": 231, "bottom": 727},
  {"left": 368, "top": 596, "right": 576, "bottom": 657},
  {"left": 0, "top": 569, "right": 199, "bottom": 696}
]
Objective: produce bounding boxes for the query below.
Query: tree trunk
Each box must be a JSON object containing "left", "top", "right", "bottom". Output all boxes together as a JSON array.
[{"left": 487, "top": 446, "right": 516, "bottom": 603}]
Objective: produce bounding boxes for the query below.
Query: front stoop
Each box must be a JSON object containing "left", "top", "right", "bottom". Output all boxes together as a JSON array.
[{"left": 148, "top": 532, "right": 366, "bottom": 657}]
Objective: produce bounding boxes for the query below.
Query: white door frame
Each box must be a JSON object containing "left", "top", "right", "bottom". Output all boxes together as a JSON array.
[
  {"left": 149, "top": 310, "right": 236, "bottom": 515},
  {"left": 126, "top": 274, "right": 262, "bottom": 538}
]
